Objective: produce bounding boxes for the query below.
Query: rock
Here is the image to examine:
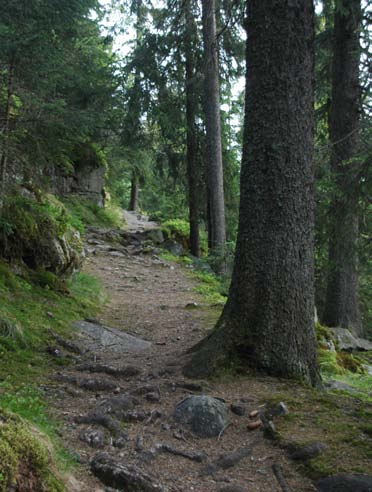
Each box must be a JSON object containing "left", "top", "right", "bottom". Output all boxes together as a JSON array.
[
  {"left": 217, "top": 486, "right": 246, "bottom": 492},
  {"left": 74, "top": 320, "right": 151, "bottom": 353},
  {"left": 146, "top": 392, "right": 160, "bottom": 403},
  {"left": 164, "top": 240, "right": 184, "bottom": 256},
  {"left": 328, "top": 328, "right": 372, "bottom": 352},
  {"left": 113, "top": 436, "right": 127, "bottom": 449},
  {"left": 325, "top": 380, "right": 357, "bottom": 393},
  {"left": 90, "top": 453, "right": 166, "bottom": 491},
  {"left": 230, "top": 403, "right": 246, "bottom": 416},
  {"left": 290, "top": 441, "right": 327, "bottom": 461},
  {"left": 265, "top": 401, "right": 289, "bottom": 418},
  {"left": 79, "top": 428, "right": 106, "bottom": 448},
  {"left": 79, "top": 378, "right": 118, "bottom": 392},
  {"left": 315, "top": 474, "right": 372, "bottom": 491},
  {"left": 176, "top": 382, "right": 203, "bottom": 392},
  {"left": 145, "top": 229, "right": 164, "bottom": 244},
  {"left": 174, "top": 395, "right": 228, "bottom": 438},
  {"left": 363, "top": 365, "right": 372, "bottom": 376},
  {"left": 96, "top": 394, "right": 139, "bottom": 419},
  {"left": 185, "top": 302, "right": 199, "bottom": 309}
]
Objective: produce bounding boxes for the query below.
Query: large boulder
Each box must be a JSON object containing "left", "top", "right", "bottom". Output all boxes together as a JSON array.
[
  {"left": 329, "top": 328, "right": 372, "bottom": 352},
  {"left": 174, "top": 395, "right": 228, "bottom": 438},
  {"left": 0, "top": 194, "right": 84, "bottom": 276}
]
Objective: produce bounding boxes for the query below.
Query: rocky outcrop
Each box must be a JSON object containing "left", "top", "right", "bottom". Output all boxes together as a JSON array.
[
  {"left": 328, "top": 328, "right": 372, "bottom": 352},
  {"left": 48, "top": 142, "right": 106, "bottom": 207},
  {"left": 0, "top": 193, "right": 84, "bottom": 276}
]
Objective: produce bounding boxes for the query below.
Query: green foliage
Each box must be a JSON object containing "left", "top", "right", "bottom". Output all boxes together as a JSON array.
[{"left": 63, "top": 196, "right": 124, "bottom": 230}]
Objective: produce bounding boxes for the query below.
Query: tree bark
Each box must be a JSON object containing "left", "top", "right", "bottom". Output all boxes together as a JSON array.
[
  {"left": 128, "top": 174, "right": 139, "bottom": 212},
  {"left": 201, "top": 0, "right": 226, "bottom": 264},
  {"left": 322, "top": 0, "right": 362, "bottom": 336},
  {"left": 0, "top": 60, "right": 15, "bottom": 205},
  {"left": 184, "top": 0, "right": 320, "bottom": 386},
  {"left": 185, "top": 0, "right": 200, "bottom": 257}
]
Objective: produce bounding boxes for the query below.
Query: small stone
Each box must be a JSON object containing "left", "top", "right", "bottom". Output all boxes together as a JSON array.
[
  {"left": 113, "top": 436, "right": 127, "bottom": 449},
  {"left": 249, "top": 410, "right": 259, "bottom": 419},
  {"left": 146, "top": 392, "right": 160, "bottom": 403},
  {"left": 230, "top": 403, "right": 246, "bottom": 416},
  {"left": 290, "top": 441, "right": 327, "bottom": 461},
  {"left": 79, "top": 428, "right": 106, "bottom": 449}
]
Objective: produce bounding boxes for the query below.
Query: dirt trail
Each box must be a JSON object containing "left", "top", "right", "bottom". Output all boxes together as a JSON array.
[{"left": 49, "top": 213, "right": 316, "bottom": 492}]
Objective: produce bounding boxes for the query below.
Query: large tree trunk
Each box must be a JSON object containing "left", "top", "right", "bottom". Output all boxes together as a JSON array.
[
  {"left": 322, "top": 0, "right": 362, "bottom": 336},
  {"left": 201, "top": 0, "right": 226, "bottom": 264},
  {"left": 185, "top": 0, "right": 200, "bottom": 257},
  {"left": 184, "top": 0, "right": 320, "bottom": 386},
  {"left": 128, "top": 174, "right": 139, "bottom": 212}
]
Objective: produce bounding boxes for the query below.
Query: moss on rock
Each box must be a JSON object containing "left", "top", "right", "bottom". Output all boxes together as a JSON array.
[{"left": 0, "top": 409, "right": 64, "bottom": 492}]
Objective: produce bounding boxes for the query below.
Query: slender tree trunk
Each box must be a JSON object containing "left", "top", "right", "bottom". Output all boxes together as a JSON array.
[
  {"left": 184, "top": 0, "right": 320, "bottom": 386},
  {"left": 128, "top": 174, "right": 139, "bottom": 212},
  {"left": 185, "top": 0, "right": 200, "bottom": 257},
  {"left": 0, "top": 60, "right": 15, "bottom": 205},
  {"left": 201, "top": 0, "right": 226, "bottom": 263},
  {"left": 322, "top": 0, "right": 362, "bottom": 336}
]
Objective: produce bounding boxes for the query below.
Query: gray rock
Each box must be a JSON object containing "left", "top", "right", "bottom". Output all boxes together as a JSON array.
[
  {"left": 230, "top": 403, "right": 246, "bottom": 416},
  {"left": 329, "top": 328, "right": 372, "bottom": 352},
  {"left": 315, "top": 475, "right": 372, "bottom": 491},
  {"left": 74, "top": 320, "right": 151, "bottom": 353},
  {"left": 164, "top": 240, "right": 184, "bottom": 256},
  {"left": 363, "top": 365, "right": 372, "bottom": 376},
  {"left": 145, "top": 229, "right": 164, "bottom": 244},
  {"left": 174, "top": 395, "right": 228, "bottom": 438},
  {"left": 96, "top": 394, "right": 139, "bottom": 419},
  {"left": 91, "top": 453, "right": 166, "bottom": 491},
  {"left": 290, "top": 441, "right": 327, "bottom": 461},
  {"left": 79, "top": 428, "right": 106, "bottom": 448},
  {"left": 325, "top": 380, "right": 357, "bottom": 393}
]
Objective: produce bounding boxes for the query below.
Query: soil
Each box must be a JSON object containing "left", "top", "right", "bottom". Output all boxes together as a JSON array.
[{"left": 48, "top": 212, "right": 318, "bottom": 492}]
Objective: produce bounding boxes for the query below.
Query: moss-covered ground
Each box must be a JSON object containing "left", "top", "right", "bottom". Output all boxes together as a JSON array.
[{"left": 0, "top": 259, "right": 105, "bottom": 490}]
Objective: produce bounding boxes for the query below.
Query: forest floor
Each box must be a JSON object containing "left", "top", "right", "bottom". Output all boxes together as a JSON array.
[{"left": 46, "top": 212, "right": 372, "bottom": 492}]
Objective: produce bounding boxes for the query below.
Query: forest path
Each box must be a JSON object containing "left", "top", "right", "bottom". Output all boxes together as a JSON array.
[{"left": 48, "top": 214, "right": 316, "bottom": 492}]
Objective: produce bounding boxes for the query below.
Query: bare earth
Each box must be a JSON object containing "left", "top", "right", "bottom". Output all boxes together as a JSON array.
[{"left": 49, "top": 212, "right": 316, "bottom": 492}]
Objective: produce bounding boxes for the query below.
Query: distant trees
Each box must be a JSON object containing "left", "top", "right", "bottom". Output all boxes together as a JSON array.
[
  {"left": 322, "top": 0, "right": 363, "bottom": 335},
  {"left": 0, "top": 0, "right": 115, "bottom": 202},
  {"left": 185, "top": 0, "right": 320, "bottom": 385},
  {"left": 201, "top": 0, "right": 226, "bottom": 263}
]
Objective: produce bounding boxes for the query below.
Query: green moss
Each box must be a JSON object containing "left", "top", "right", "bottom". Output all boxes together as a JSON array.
[
  {"left": 336, "top": 352, "right": 365, "bottom": 374},
  {"left": 0, "top": 410, "right": 64, "bottom": 491},
  {"left": 63, "top": 196, "right": 124, "bottom": 231}
]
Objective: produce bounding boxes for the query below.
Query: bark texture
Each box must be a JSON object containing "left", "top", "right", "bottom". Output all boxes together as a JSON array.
[
  {"left": 201, "top": 0, "right": 226, "bottom": 259},
  {"left": 322, "top": 0, "right": 362, "bottom": 336},
  {"left": 185, "top": 0, "right": 200, "bottom": 257},
  {"left": 129, "top": 174, "right": 139, "bottom": 212},
  {"left": 185, "top": 0, "right": 320, "bottom": 386},
  {"left": 0, "top": 60, "right": 15, "bottom": 203}
]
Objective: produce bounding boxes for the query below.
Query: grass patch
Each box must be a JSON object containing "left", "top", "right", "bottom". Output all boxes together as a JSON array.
[
  {"left": 261, "top": 384, "right": 372, "bottom": 479},
  {"left": 0, "top": 260, "right": 105, "bottom": 490},
  {"left": 63, "top": 196, "right": 124, "bottom": 231}
]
